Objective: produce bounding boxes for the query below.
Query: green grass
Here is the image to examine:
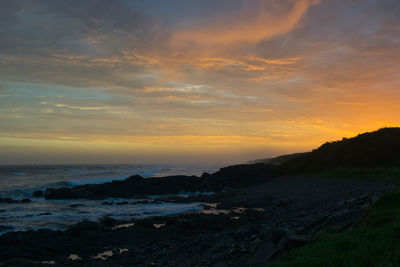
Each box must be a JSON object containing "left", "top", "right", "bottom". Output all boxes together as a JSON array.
[{"left": 269, "top": 170, "right": 400, "bottom": 267}]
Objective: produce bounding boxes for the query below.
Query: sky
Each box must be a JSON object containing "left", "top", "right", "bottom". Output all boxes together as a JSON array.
[{"left": 1, "top": 0, "right": 400, "bottom": 165}]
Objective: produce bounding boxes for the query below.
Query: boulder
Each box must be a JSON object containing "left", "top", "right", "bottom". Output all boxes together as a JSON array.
[
  {"left": 32, "top": 190, "right": 44, "bottom": 197},
  {"left": 20, "top": 198, "right": 31, "bottom": 203}
]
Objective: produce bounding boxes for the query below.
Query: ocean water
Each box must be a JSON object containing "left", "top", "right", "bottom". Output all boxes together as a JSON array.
[{"left": 0, "top": 164, "right": 219, "bottom": 233}]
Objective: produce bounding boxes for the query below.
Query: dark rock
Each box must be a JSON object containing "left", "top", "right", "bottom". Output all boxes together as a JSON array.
[
  {"left": 0, "top": 197, "right": 31, "bottom": 204},
  {"left": 263, "top": 229, "right": 285, "bottom": 244},
  {"left": 286, "top": 235, "right": 311, "bottom": 249},
  {"left": 277, "top": 238, "right": 289, "bottom": 252},
  {"left": 0, "top": 171, "right": 393, "bottom": 266},
  {"left": 32, "top": 190, "right": 44, "bottom": 197},
  {"left": 20, "top": 198, "right": 31, "bottom": 203},
  {"left": 45, "top": 188, "right": 73, "bottom": 199},
  {"left": 116, "top": 201, "right": 129, "bottom": 205},
  {"left": 135, "top": 220, "right": 155, "bottom": 228},
  {"left": 70, "top": 203, "right": 86, "bottom": 208},
  {"left": 131, "top": 200, "right": 151, "bottom": 204},
  {"left": 99, "top": 216, "right": 116, "bottom": 228},
  {"left": 43, "top": 164, "right": 276, "bottom": 200},
  {"left": 214, "top": 262, "right": 229, "bottom": 267},
  {"left": 247, "top": 240, "right": 276, "bottom": 266},
  {"left": 201, "top": 172, "right": 211, "bottom": 178},
  {"left": 67, "top": 220, "right": 99, "bottom": 233},
  {"left": 234, "top": 225, "right": 253, "bottom": 238},
  {"left": 0, "top": 225, "right": 13, "bottom": 233},
  {"left": 276, "top": 200, "right": 288, "bottom": 207},
  {"left": 0, "top": 198, "right": 18, "bottom": 203}
]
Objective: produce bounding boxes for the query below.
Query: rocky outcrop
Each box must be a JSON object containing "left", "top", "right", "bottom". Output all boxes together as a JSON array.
[
  {"left": 0, "top": 175, "right": 392, "bottom": 266},
  {"left": 44, "top": 164, "right": 276, "bottom": 200},
  {"left": 0, "top": 198, "right": 31, "bottom": 204}
]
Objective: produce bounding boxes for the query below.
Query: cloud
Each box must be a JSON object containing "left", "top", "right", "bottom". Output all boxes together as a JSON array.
[
  {"left": 172, "top": 0, "right": 321, "bottom": 46},
  {"left": 1, "top": 0, "right": 400, "bottom": 163},
  {"left": 40, "top": 101, "right": 103, "bottom": 110},
  {"left": 0, "top": 0, "right": 158, "bottom": 56}
]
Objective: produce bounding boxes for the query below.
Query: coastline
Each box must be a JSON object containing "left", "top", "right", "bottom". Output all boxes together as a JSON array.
[{"left": 0, "top": 165, "right": 394, "bottom": 266}]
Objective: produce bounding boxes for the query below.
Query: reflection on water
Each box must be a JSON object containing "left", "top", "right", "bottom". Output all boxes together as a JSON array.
[
  {"left": 67, "top": 254, "right": 81, "bottom": 261},
  {"left": 92, "top": 250, "right": 114, "bottom": 261},
  {"left": 153, "top": 223, "right": 166, "bottom": 228},
  {"left": 112, "top": 223, "right": 135, "bottom": 230},
  {"left": 91, "top": 248, "right": 129, "bottom": 261},
  {"left": 200, "top": 205, "right": 248, "bottom": 215}
]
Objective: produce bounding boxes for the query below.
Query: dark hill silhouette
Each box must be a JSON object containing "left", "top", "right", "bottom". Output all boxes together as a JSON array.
[
  {"left": 280, "top": 127, "right": 400, "bottom": 173},
  {"left": 247, "top": 152, "right": 308, "bottom": 165},
  {"left": 42, "top": 128, "right": 400, "bottom": 200}
]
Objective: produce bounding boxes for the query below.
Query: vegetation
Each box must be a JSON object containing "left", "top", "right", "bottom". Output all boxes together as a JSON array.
[
  {"left": 280, "top": 127, "right": 400, "bottom": 173},
  {"left": 270, "top": 185, "right": 400, "bottom": 266},
  {"left": 247, "top": 153, "right": 308, "bottom": 165},
  {"left": 270, "top": 128, "right": 400, "bottom": 266}
]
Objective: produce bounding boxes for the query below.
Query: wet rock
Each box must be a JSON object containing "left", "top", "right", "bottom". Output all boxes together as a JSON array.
[
  {"left": 0, "top": 198, "right": 32, "bottom": 204},
  {"left": 70, "top": 203, "right": 86, "bottom": 208},
  {"left": 20, "top": 198, "right": 31, "bottom": 203},
  {"left": 45, "top": 188, "right": 73, "bottom": 199},
  {"left": 276, "top": 200, "right": 288, "bottom": 207},
  {"left": 131, "top": 200, "right": 151, "bottom": 204},
  {"left": 0, "top": 198, "right": 18, "bottom": 203},
  {"left": 277, "top": 238, "right": 289, "bottom": 252},
  {"left": 0, "top": 173, "right": 394, "bottom": 266},
  {"left": 67, "top": 220, "right": 99, "bottom": 233},
  {"left": 1, "top": 259, "right": 41, "bottom": 266},
  {"left": 281, "top": 228, "right": 297, "bottom": 235},
  {"left": 43, "top": 164, "right": 276, "bottom": 200},
  {"left": 0, "top": 225, "right": 13, "bottom": 233},
  {"left": 135, "top": 220, "right": 155, "bottom": 228},
  {"left": 263, "top": 229, "right": 285, "bottom": 244},
  {"left": 33, "top": 190, "right": 44, "bottom": 197},
  {"left": 286, "top": 235, "right": 311, "bottom": 249},
  {"left": 116, "top": 201, "right": 129, "bottom": 205},
  {"left": 214, "top": 262, "right": 229, "bottom": 267},
  {"left": 99, "top": 216, "right": 116, "bottom": 228},
  {"left": 247, "top": 240, "right": 276, "bottom": 266}
]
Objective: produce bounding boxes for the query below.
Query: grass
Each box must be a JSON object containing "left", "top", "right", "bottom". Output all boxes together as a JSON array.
[{"left": 269, "top": 169, "right": 400, "bottom": 267}]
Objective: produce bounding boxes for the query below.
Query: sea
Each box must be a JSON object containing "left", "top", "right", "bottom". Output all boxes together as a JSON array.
[{"left": 0, "top": 164, "right": 220, "bottom": 234}]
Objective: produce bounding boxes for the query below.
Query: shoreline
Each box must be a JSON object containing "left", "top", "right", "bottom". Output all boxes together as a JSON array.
[{"left": 0, "top": 172, "right": 394, "bottom": 266}]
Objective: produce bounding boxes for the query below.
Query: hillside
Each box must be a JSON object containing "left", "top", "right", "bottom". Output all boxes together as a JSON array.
[
  {"left": 247, "top": 152, "right": 308, "bottom": 165},
  {"left": 270, "top": 128, "right": 400, "bottom": 266},
  {"left": 280, "top": 127, "right": 400, "bottom": 173}
]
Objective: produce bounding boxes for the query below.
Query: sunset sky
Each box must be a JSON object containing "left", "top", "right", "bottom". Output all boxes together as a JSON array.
[{"left": 1, "top": 0, "right": 400, "bottom": 164}]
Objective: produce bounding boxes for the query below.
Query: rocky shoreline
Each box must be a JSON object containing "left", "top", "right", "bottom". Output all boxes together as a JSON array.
[
  {"left": 41, "top": 164, "right": 275, "bottom": 200},
  {"left": 0, "top": 165, "right": 395, "bottom": 266}
]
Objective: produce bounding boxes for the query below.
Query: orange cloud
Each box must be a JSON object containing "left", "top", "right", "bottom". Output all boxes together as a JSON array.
[
  {"left": 172, "top": 0, "right": 322, "bottom": 45},
  {"left": 3, "top": 0, "right": 400, "bottom": 164}
]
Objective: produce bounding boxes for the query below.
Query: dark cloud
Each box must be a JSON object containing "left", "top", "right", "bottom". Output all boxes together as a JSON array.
[{"left": 0, "top": 0, "right": 158, "bottom": 56}]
